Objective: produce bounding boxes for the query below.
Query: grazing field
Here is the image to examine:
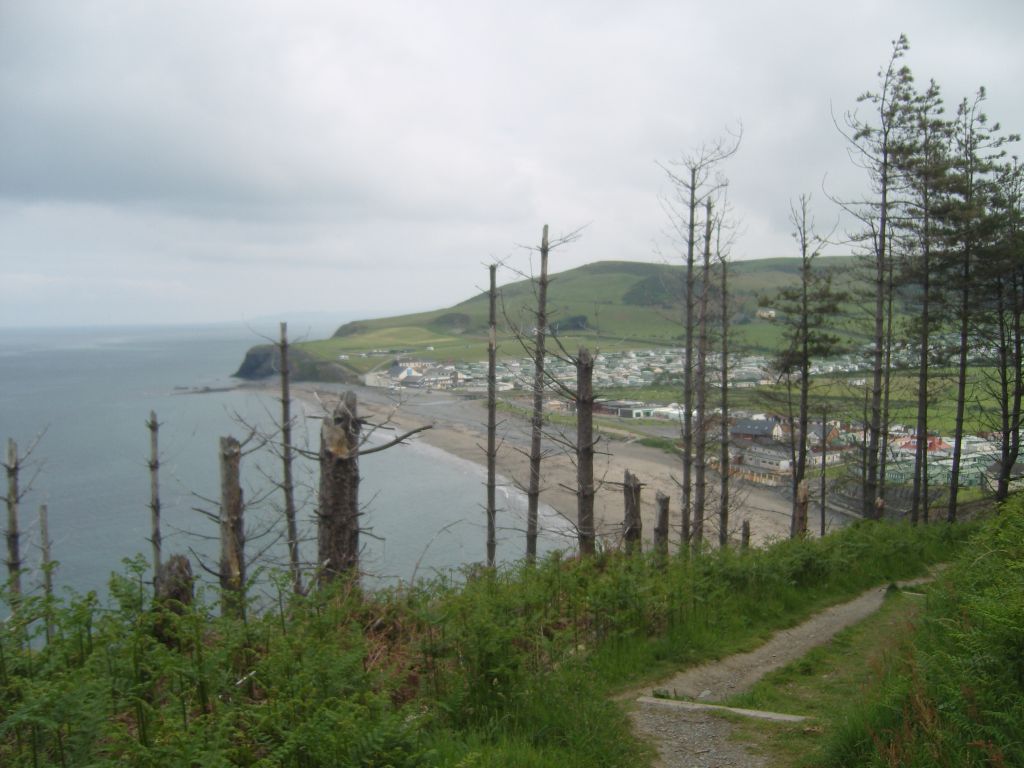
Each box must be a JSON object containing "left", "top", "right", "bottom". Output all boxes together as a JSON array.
[{"left": 294, "top": 258, "right": 872, "bottom": 371}]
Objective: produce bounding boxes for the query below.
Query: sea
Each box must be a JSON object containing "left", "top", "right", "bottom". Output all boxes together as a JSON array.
[{"left": 0, "top": 323, "right": 565, "bottom": 603}]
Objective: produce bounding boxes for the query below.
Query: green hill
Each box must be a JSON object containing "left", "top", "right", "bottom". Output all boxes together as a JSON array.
[{"left": 271, "top": 257, "right": 861, "bottom": 378}]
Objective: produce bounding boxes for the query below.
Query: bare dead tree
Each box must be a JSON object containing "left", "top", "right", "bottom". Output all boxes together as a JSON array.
[
  {"left": 718, "top": 229, "right": 732, "bottom": 548},
  {"left": 692, "top": 198, "right": 713, "bottom": 549},
  {"left": 525, "top": 225, "right": 551, "bottom": 562},
  {"left": 576, "top": 347, "right": 596, "bottom": 555},
  {"left": 659, "top": 130, "right": 740, "bottom": 550},
  {"left": 4, "top": 438, "right": 22, "bottom": 595},
  {"left": 499, "top": 225, "right": 583, "bottom": 559},
  {"left": 1, "top": 436, "right": 43, "bottom": 595},
  {"left": 147, "top": 411, "right": 162, "bottom": 587},
  {"left": 219, "top": 436, "right": 246, "bottom": 619},
  {"left": 486, "top": 265, "right": 498, "bottom": 567},
  {"left": 277, "top": 322, "right": 302, "bottom": 593},
  {"left": 772, "top": 196, "right": 842, "bottom": 537},
  {"left": 39, "top": 503, "right": 54, "bottom": 643}
]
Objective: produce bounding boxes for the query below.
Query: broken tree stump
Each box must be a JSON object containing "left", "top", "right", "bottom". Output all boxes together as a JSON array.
[
  {"left": 654, "top": 491, "right": 670, "bottom": 557},
  {"left": 156, "top": 554, "right": 195, "bottom": 608},
  {"left": 318, "top": 391, "right": 362, "bottom": 583},
  {"left": 219, "top": 436, "right": 245, "bottom": 619},
  {"left": 623, "top": 470, "right": 642, "bottom": 555},
  {"left": 792, "top": 478, "right": 809, "bottom": 538},
  {"left": 154, "top": 553, "right": 195, "bottom": 647}
]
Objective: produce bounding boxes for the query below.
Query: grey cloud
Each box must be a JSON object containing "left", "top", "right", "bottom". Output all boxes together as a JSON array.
[{"left": 1, "top": 0, "right": 1022, "bottom": 326}]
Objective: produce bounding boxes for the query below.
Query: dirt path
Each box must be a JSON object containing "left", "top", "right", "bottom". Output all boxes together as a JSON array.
[{"left": 622, "top": 573, "right": 939, "bottom": 768}]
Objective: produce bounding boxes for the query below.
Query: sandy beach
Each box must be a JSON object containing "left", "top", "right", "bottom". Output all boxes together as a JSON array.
[{"left": 284, "top": 383, "right": 805, "bottom": 553}]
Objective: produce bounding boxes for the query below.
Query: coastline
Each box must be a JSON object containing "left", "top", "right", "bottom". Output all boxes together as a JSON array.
[{"left": 276, "top": 382, "right": 799, "bottom": 551}]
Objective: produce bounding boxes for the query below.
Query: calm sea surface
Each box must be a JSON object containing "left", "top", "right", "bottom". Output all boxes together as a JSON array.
[{"left": 0, "top": 323, "right": 562, "bottom": 601}]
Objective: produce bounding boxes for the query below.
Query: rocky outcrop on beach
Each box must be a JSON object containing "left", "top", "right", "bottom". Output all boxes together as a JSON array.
[{"left": 234, "top": 344, "right": 356, "bottom": 383}]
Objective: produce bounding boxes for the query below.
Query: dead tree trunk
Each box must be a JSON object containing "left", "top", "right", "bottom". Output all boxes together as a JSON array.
[
  {"left": 147, "top": 412, "right": 162, "bottom": 588},
  {"left": 39, "top": 504, "right": 53, "bottom": 643},
  {"left": 692, "top": 198, "right": 712, "bottom": 550},
  {"left": 219, "top": 436, "right": 245, "bottom": 619},
  {"left": 623, "top": 470, "right": 642, "bottom": 555},
  {"left": 576, "top": 347, "right": 596, "bottom": 556},
  {"left": 792, "top": 479, "right": 809, "bottom": 538},
  {"left": 5, "top": 438, "right": 21, "bottom": 596},
  {"left": 318, "top": 392, "right": 361, "bottom": 582},
  {"left": 654, "top": 491, "right": 670, "bottom": 558},
  {"left": 820, "top": 410, "right": 828, "bottom": 537},
  {"left": 486, "top": 266, "right": 498, "bottom": 567},
  {"left": 278, "top": 322, "right": 302, "bottom": 594},
  {"left": 526, "top": 225, "right": 550, "bottom": 561},
  {"left": 681, "top": 168, "right": 697, "bottom": 551},
  {"left": 719, "top": 254, "right": 731, "bottom": 548},
  {"left": 155, "top": 554, "right": 194, "bottom": 607},
  {"left": 154, "top": 554, "right": 195, "bottom": 646}
]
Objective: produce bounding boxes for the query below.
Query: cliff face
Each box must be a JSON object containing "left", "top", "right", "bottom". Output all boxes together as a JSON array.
[
  {"left": 234, "top": 345, "right": 279, "bottom": 379},
  {"left": 234, "top": 345, "right": 356, "bottom": 383}
]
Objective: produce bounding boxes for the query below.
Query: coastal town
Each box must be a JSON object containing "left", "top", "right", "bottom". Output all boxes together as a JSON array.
[{"left": 359, "top": 346, "right": 1017, "bottom": 507}]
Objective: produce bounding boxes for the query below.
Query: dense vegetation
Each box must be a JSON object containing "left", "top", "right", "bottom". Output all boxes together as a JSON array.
[
  {"left": 1, "top": 520, "right": 970, "bottom": 766},
  {"left": 816, "top": 498, "right": 1024, "bottom": 767}
]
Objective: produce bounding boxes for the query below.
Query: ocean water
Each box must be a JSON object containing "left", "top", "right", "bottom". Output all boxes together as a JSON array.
[{"left": 0, "top": 323, "right": 563, "bottom": 601}]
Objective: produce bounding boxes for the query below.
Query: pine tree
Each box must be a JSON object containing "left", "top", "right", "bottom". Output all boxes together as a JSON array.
[
  {"left": 836, "top": 34, "right": 914, "bottom": 519},
  {"left": 943, "top": 89, "right": 1014, "bottom": 521}
]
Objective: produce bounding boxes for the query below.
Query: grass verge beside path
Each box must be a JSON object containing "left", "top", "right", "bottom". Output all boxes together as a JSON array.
[
  {"left": 812, "top": 497, "right": 1024, "bottom": 767},
  {"left": 0, "top": 519, "right": 977, "bottom": 767},
  {"left": 708, "top": 498, "right": 1023, "bottom": 768},
  {"left": 718, "top": 587, "right": 926, "bottom": 766}
]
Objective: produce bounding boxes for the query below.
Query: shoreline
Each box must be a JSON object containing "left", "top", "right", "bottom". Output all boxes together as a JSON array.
[{"left": 273, "top": 382, "right": 802, "bottom": 551}]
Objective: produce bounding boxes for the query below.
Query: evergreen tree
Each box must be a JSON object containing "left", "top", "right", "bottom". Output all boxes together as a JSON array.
[
  {"left": 943, "top": 89, "right": 1014, "bottom": 521},
  {"left": 836, "top": 34, "right": 914, "bottom": 519},
  {"left": 892, "top": 78, "right": 953, "bottom": 523}
]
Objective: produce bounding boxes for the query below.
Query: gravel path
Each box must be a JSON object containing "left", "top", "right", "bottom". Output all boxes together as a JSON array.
[{"left": 623, "top": 574, "right": 939, "bottom": 768}]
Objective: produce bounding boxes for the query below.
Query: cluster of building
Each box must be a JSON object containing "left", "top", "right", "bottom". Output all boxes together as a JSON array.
[
  {"left": 357, "top": 344, "right": 969, "bottom": 394},
  {"left": 712, "top": 414, "right": 1006, "bottom": 491},
  {"left": 363, "top": 349, "right": 773, "bottom": 392},
  {"left": 361, "top": 348, "right": 1014, "bottom": 492}
]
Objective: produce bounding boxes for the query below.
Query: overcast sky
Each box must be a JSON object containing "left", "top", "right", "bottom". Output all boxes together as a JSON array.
[{"left": 1, "top": 1, "right": 1021, "bottom": 328}]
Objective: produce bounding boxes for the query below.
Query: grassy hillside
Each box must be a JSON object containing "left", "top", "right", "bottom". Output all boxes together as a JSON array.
[{"left": 297, "top": 257, "right": 863, "bottom": 372}]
